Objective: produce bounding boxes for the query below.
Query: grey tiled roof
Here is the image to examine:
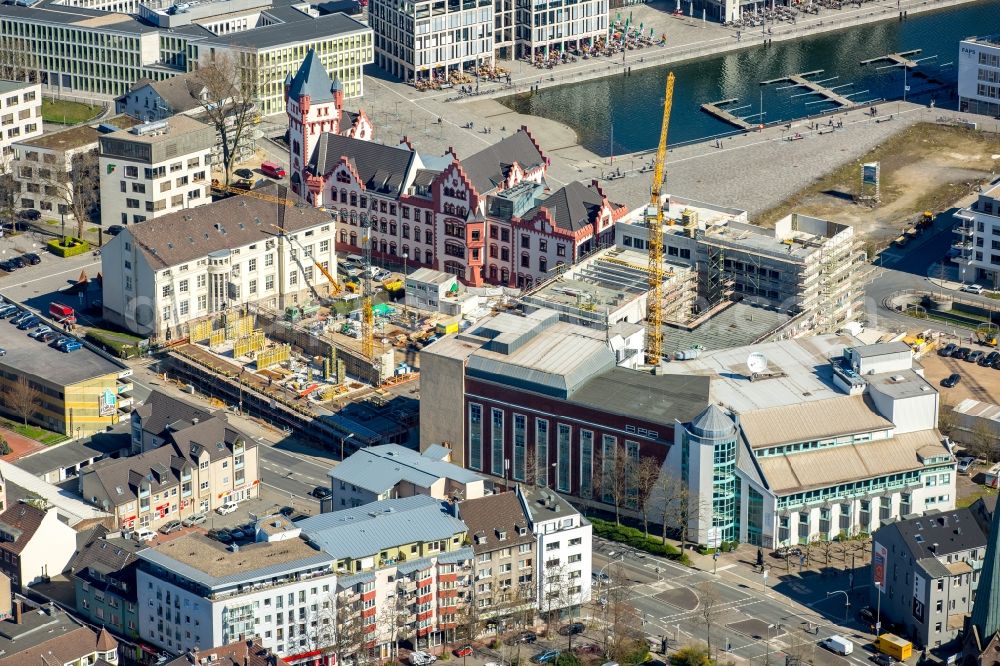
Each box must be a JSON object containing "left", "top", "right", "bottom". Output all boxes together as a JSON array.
[
  {"left": 459, "top": 492, "right": 533, "bottom": 555},
  {"left": 688, "top": 404, "right": 736, "bottom": 439},
  {"left": 134, "top": 390, "right": 213, "bottom": 438},
  {"left": 459, "top": 129, "right": 546, "bottom": 196},
  {"left": 521, "top": 181, "right": 604, "bottom": 232},
  {"left": 309, "top": 134, "right": 416, "bottom": 197},
  {"left": 287, "top": 48, "right": 337, "bottom": 104},
  {"left": 122, "top": 184, "right": 332, "bottom": 270},
  {"left": 299, "top": 495, "right": 467, "bottom": 560},
  {"left": 127, "top": 72, "right": 207, "bottom": 114}
]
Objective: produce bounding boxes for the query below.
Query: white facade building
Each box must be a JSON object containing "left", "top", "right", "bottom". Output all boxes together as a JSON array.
[
  {"left": 517, "top": 485, "right": 592, "bottom": 618},
  {"left": 101, "top": 185, "right": 338, "bottom": 339},
  {"left": 959, "top": 36, "right": 1000, "bottom": 118},
  {"left": 99, "top": 116, "right": 215, "bottom": 227},
  {"left": 955, "top": 180, "right": 1000, "bottom": 285},
  {"left": 0, "top": 80, "right": 41, "bottom": 165},
  {"left": 136, "top": 520, "right": 339, "bottom": 665}
]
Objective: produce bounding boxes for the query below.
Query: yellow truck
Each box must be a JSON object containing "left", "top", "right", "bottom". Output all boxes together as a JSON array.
[{"left": 876, "top": 634, "right": 912, "bottom": 662}]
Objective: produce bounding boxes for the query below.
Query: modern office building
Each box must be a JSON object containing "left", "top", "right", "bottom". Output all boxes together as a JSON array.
[
  {"left": 100, "top": 184, "right": 338, "bottom": 338},
  {"left": 0, "top": 314, "right": 134, "bottom": 436},
  {"left": 959, "top": 36, "right": 1000, "bottom": 118},
  {"left": 872, "top": 509, "right": 987, "bottom": 649},
  {"left": 136, "top": 519, "right": 339, "bottom": 664},
  {"left": 367, "top": 0, "right": 607, "bottom": 81},
  {"left": 99, "top": 116, "right": 215, "bottom": 227},
  {"left": 0, "top": 80, "right": 41, "bottom": 165},
  {"left": 420, "top": 309, "right": 956, "bottom": 548},
  {"left": 298, "top": 494, "right": 474, "bottom": 655},
  {"left": 323, "top": 443, "right": 486, "bottom": 511},
  {"left": 954, "top": 180, "right": 1000, "bottom": 286},
  {"left": 0, "top": 0, "right": 373, "bottom": 115}
]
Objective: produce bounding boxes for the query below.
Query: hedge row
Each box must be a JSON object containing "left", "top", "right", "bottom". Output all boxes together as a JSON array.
[
  {"left": 590, "top": 517, "right": 689, "bottom": 564},
  {"left": 47, "top": 237, "right": 90, "bottom": 257}
]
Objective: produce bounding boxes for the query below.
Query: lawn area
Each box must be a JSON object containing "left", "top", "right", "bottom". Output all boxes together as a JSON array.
[
  {"left": 0, "top": 418, "right": 67, "bottom": 445},
  {"left": 41, "top": 99, "right": 102, "bottom": 125},
  {"left": 86, "top": 326, "right": 146, "bottom": 359}
]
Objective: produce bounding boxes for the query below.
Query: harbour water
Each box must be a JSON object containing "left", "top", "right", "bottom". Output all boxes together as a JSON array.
[{"left": 501, "top": 0, "right": 1000, "bottom": 154}]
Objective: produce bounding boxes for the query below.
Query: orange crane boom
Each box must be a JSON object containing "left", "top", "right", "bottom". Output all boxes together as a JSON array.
[{"left": 645, "top": 72, "right": 676, "bottom": 366}]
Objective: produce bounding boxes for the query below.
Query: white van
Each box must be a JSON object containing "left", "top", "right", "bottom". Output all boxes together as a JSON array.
[
  {"left": 821, "top": 635, "right": 854, "bottom": 655},
  {"left": 133, "top": 528, "right": 156, "bottom": 542}
]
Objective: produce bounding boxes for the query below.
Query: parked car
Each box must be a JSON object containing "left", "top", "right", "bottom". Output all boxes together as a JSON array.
[
  {"left": 60, "top": 340, "right": 83, "bottom": 353},
  {"left": 8, "top": 256, "right": 25, "bottom": 269},
  {"left": 508, "top": 631, "right": 538, "bottom": 645},
  {"left": 967, "top": 350, "right": 985, "bottom": 364},
  {"left": 159, "top": 520, "right": 182, "bottom": 534},
  {"left": 820, "top": 636, "right": 853, "bottom": 656},
  {"left": 17, "top": 316, "right": 40, "bottom": 330},
  {"left": 216, "top": 501, "right": 239, "bottom": 515},
  {"left": 181, "top": 513, "right": 207, "bottom": 527},
  {"left": 0, "top": 305, "right": 17, "bottom": 318},
  {"left": 558, "top": 622, "right": 586, "bottom": 636},
  {"left": 410, "top": 652, "right": 437, "bottom": 666},
  {"left": 0, "top": 260, "right": 19, "bottom": 272},
  {"left": 260, "top": 161, "right": 287, "bottom": 179},
  {"left": 938, "top": 343, "right": 958, "bottom": 357},
  {"left": 21, "top": 253, "right": 40, "bottom": 265},
  {"left": 941, "top": 373, "right": 962, "bottom": 388},
  {"left": 871, "top": 653, "right": 896, "bottom": 666},
  {"left": 958, "top": 456, "right": 977, "bottom": 474},
  {"left": 278, "top": 506, "right": 295, "bottom": 517},
  {"left": 574, "top": 644, "right": 602, "bottom": 655},
  {"left": 962, "top": 284, "right": 986, "bottom": 294},
  {"left": 38, "top": 331, "right": 58, "bottom": 342},
  {"left": 311, "top": 486, "right": 332, "bottom": 499},
  {"left": 17, "top": 209, "right": 40, "bottom": 221},
  {"left": 133, "top": 528, "right": 157, "bottom": 542},
  {"left": 234, "top": 168, "right": 255, "bottom": 180},
  {"left": 858, "top": 606, "right": 875, "bottom": 623},
  {"left": 0, "top": 348, "right": 6, "bottom": 357},
  {"left": 106, "top": 225, "right": 125, "bottom": 236},
  {"left": 28, "top": 325, "right": 52, "bottom": 339},
  {"left": 10, "top": 311, "right": 31, "bottom": 325},
  {"left": 454, "top": 646, "right": 474, "bottom": 658},
  {"left": 531, "top": 651, "right": 561, "bottom": 664},
  {"left": 953, "top": 347, "right": 972, "bottom": 360},
  {"left": 981, "top": 351, "right": 1000, "bottom": 366}
]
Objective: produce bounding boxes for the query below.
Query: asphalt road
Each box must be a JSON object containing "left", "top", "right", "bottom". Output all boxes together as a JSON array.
[{"left": 590, "top": 538, "right": 884, "bottom": 666}]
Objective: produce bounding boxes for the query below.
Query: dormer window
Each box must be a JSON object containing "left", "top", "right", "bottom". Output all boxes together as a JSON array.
[{"left": 497, "top": 530, "right": 507, "bottom": 541}]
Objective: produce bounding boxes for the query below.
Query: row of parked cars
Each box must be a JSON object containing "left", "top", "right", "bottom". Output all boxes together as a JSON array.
[
  {"left": 0, "top": 252, "right": 41, "bottom": 273},
  {"left": 938, "top": 343, "right": 1000, "bottom": 367},
  {"left": 0, "top": 302, "right": 82, "bottom": 352}
]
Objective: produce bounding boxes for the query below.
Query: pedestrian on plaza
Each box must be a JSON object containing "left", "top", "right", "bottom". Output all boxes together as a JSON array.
[{"left": 756, "top": 547, "right": 764, "bottom": 570}]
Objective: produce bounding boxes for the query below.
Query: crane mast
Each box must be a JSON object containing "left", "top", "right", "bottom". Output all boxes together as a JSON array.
[{"left": 645, "top": 72, "right": 676, "bottom": 366}]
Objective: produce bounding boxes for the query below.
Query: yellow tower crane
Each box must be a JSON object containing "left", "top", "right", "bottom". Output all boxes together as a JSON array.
[{"left": 644, "top": 72, "right": 676, "bottom": 366}]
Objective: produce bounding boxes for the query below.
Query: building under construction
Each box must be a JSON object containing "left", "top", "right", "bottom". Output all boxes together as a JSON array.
[{"left": 614, "top": 196, "right": 866, "bottom": 339}]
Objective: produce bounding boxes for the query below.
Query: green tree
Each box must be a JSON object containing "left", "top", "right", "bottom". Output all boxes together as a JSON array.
[
  {"left": 670, "top": 644, "right": 713, "bottom": 666},
  {"left": 0, "top": 436, "right": 10, "bottom": 456}
]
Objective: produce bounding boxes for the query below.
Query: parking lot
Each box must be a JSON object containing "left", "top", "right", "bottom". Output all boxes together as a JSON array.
[{"left": 922, "top": 347, "right": 1000, "bottom": 405}]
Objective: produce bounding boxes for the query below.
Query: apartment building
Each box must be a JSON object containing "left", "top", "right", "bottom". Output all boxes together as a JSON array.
[
  {"left": 0, "top": 503, "right": 78, "bottom": 591},
  {"left": 11, "top": 115, "right": 139, "bottom": 221},
  {"left": 99, "top": 116, "right": 215, "bottom": 227},
  {"left": 954, "top": 180, "right": 1000, "bottom": 286},
  {"left": 136, "top": 520, "right": 339, "bottom": 664},
  {"left": 0, "top": 0, "right": 373, "bottom": 115},
  {"left": 0, "top": 601, "right": 119, "bottom": 666},
  {"left": 617, "top": 199, "right": 865, "bottom": 334},
  {"left": 458, "top": 491, "right": 536, "bottom": 622},
  {"left": 517, "top": 485, "right": 591, "bottom": 618},
  {"left": 324, "top": 443, "right": 486, "bottom": 511},
  {"left": 367, "top": 0, "right": 606, "bottom": 81},
  {"left": 81, "top": 395, "right": 259, "bottom": 529},
  {"left": 0, "top": 80, "right": 41, "bottom": 165},
  {"left": 130, "top": 390, "right": 213, "bottom": 454},
  {"left": 68, "top": 527, "right": 143, "bottom": 640},
  {"left": 298, "top": 494, "right": 474, "bottom": 654},
  {"left": 872, "top": 509, "right": 987, "bottom": 649},
  {"left": 101, "top": 185, "right": 338, "bottom": 338},
  {"left": 959, "top": 36, "right": 1000, "bottom": 118}
]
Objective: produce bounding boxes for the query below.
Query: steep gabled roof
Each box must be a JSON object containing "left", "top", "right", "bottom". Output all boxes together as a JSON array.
[
  {"left": 0, "top": 503, "right": 47, "bottom": 555},
  {"left": 134, "top": 390, "right": 214, "bottom": 438},
  {"left": 287, "top": 48, "right": 337, "bottom": 104},
  {"left": 460, "top": 128, "right": 546, "bottom": 196},
  {"left": 521, "top": 181, "right": 604, "bottom": 233},
  {"left": 129, "top": 72, "right": 209, "bottom": 114},
  {"left": 310, "top": 134, "right": 416, "bottom": 197}
]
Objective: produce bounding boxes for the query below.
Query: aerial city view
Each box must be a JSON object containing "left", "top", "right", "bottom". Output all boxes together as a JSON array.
[{"left": 0, "top": 0, "right": 999, "bottom": 661}]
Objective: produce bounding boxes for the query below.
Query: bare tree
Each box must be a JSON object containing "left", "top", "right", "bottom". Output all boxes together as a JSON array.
[
  {"left": 655, "top": 470, "right": 689, "bottom": 545},
  {"left": 6, "top": 376, "right": 39, "bottom": 426},
  {"left": 966, "top": 421, "right": 998, "bottom": 463},
  {"left": 602, "top": 563, "right": 643, "bottom": 662},
  {"left": 35, "top": 150, "right": 99, "bottom": 239},
  {"left": 596, "top": 442, "right": 630, "bottom": 525},
  {"left": 937, "top": 399, "right": 959, "bottom": 441},
  {"left": 697, "top": 581, "right": 722, "bottom": 656},
  {"left": 634, "top": 456, "right": 661, "bottom": 537},
  {"left": 0, "top": 157, "right": 16, "bottom": 230},
  {"left": 193, "top": 52, "right": 259, "bottom": 187},
  {"left": 0, "top": 36, "right": 40, "bottom": 83},
  {"left": 311, "top": 593, "right": 366, "bottom": 666}
]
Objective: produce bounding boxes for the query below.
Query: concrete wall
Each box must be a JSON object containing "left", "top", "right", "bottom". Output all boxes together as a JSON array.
[{"left": 418, "top": 350, "right": 467, "bottom": 464}]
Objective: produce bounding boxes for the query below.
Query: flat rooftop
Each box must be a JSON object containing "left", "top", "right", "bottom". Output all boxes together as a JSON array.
[
  {"left": 13, "top": 425, "right": 129, "bottom": 477},
  {"left": 0, "top": 2, "right": 158, "bottom": 32},
  {"left": 0, "top": 315, "right": 127, "bottom": 386},
  {"left": 104, "top": 114, "right": 209, "bottom": 144},
  {"left": 0, "top": 80, "right": 36, "bottom": 95},
  {"left": 18, "top": 115, "right": 140, "bottom": 151},
  {"left": 329, "top": 443, "right": 482, "bottom": 493},
  {"left": 658, "top": 333, "right": 857, "bottom": 413},
  {"left": 199, "top": 11, "right": 368, "bottom": 48},
  {"left": 138, "top": 533, "right": 334, "bottom": 589},
  {"left": 620, "top": 195, "right": 747, "bottom": 229},
  {"left": 661, "top": 302, "right": 792, "bottom": 357}
]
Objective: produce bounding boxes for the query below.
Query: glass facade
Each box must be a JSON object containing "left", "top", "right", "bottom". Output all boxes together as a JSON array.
[
  {"left": 711, "top": 437, "right": 737, "bottom": 543},
  {"left": 747, "top": 486, "right": 764, "bottom": 546},
  {"left": 580, "top": 430, "right": 593, "bottom": 499},
  {"left": 601, "top": 434, "right": 616, "bottom": 503},
  {"left": 469, "top": 403, "right": 482, "bottom": 470},
  {"left": 513, "top": 414, "right": 526, "bottom": 482},
  {"left": 491, "top": 408, "right": 504, "bottom": 476},
  {"left": 557, "top": 424, "right": 571, "bottom": 492},
  {"left": 535, "top": 418, "right": 548, "bottom": 487}
]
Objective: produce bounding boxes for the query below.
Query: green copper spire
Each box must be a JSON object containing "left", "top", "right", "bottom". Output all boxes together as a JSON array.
[{"left": 972, "top": 500, "right": 1000, "bottom": 641}]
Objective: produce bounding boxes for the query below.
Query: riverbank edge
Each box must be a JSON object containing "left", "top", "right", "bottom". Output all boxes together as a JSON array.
[{"left": 475, "top": 0, "right": 981, "bottom": 104}]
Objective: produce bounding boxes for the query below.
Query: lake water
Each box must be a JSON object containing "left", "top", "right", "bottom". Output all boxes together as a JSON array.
[{"left": 501, "top": 0, "right": 1000, "bottom": 154}]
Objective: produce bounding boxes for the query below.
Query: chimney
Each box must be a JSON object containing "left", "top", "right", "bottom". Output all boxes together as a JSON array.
[{"left": 13, "top": 599, "right": 22, "bottom": 624}]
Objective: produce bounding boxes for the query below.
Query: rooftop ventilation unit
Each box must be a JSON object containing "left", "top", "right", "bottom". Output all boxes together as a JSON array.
[{"left": 131, "top": 120, "right": 169, "bottom": 136}]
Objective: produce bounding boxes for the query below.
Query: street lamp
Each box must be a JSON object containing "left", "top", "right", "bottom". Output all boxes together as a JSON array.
[
  {"left": 339, "top": 431, "right": 356, "bottom": 461},
  {"left": 402, "top": 251, "right": 409, "bottom": 320},
  {"left": 827, "top": 589, "right": 850, "bottom": 622},
  {"left": 764, "top": 623, "right": 776, "bottom": 666},
  {"left": 875, "top": 581, "right": 883, "bottom": 636},
  {"left": 761, "top": 565, "right": 769, "bottom": 594}
]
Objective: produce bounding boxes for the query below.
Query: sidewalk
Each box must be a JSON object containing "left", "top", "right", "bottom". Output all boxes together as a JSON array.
[{"left": 0, "top": 426, "right": 46, "bottom": 461}]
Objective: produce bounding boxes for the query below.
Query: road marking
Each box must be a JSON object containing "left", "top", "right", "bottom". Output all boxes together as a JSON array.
[{"left": 0, "top": 260, "right": 101, "bottom": 292}]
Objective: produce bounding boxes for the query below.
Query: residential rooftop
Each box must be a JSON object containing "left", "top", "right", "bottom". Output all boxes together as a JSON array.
[
  {"left": 138, "top": 533, "right": 334, "bottom": 589},
  {"left": 0, "top": 80, "right": 37, "bottom": 95},
  {"left": 0, "top": 603, "right": 116, "bottom": 666},
  {"left": 13, "top": 425, "right": 129, "bottom": 478},
  {"left": 0, "top": 319, "right": 127, "bottom": 386},
  {"left": 15, "top": 115, "right": 140, "bottom": 151},
  {"left": 329, "top": 444, "right": 483, "bottom": 494},
  {"left": 102, "top": 114, "right": 210, "bottom": 144},
  {"left": 883, "top": 507, "right": 987, "bottom": 559},
  {"left": 518, "top": 485, "right": 583, "bottom": 525},
  {"left": 298, "top": 494, "right": 467, "bottom": 560}
]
